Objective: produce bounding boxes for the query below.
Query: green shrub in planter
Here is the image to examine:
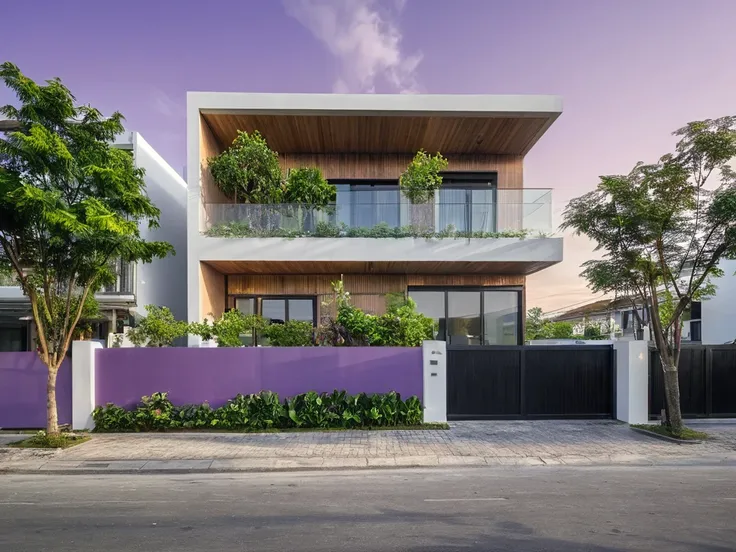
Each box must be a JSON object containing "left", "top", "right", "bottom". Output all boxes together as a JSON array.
[{"left": 262, "top": 320, "right": 314, "bottom": 346}]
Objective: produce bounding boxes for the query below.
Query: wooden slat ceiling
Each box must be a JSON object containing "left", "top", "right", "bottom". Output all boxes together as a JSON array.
[
  {"left": 202, "top": 113, "right": 553, "bottom": 156},
  {"left": 203, "top": 260, "right": 556, "bottom": 276}
]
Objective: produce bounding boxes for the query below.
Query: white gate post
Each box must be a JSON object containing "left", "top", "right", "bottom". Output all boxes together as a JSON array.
[
  {"left": 422, "top": 340, "right": 447, "bottom": 423},
  {"left": 72, "top": 340, "right": 102, "bottom": 431},
  {"left": 613, "top": 341, "right": 649, "bottom": 424}
]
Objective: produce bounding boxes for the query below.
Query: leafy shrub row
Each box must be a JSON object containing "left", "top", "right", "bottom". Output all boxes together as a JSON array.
[
  {"left": 206, "top": 220, "right": 530, "bottom": 240},
  {"left": 92, "top": 390, "right": 423, "bottom": 432}
]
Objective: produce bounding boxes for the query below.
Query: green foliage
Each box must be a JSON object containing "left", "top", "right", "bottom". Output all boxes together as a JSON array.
[
  {"left": 373, "top": 298, "right": 436, "bottom": 347},
  {"left": 0, "top": 63, "right": 173, "bottom": 433},
  {"left": 336, "top": 303, "right": 380, "bottom": 346},
  {"left": 206, "top": 220, "right": 528, "bottom": 240},
  {"left": 283, "top": 167, "right": 336, "bottom": 207},
  {"left": 189, "top": 310, "right": 267, "bottom": 347},
  {"left": 524, "top": 307, "right": 575, "bottom": 341},
  {"left": 92, "top": 390, "right": 425, "bottom": 432},
  {"left": 399, "top": 150, "right": 449, "bottom": 203},
  {"left": 561, "top": 116, "right": 736, "bottom": 431},
  {"left": 91, "top": 403, "right": 136, "bottom": 432},
  {"left": 127, "top": 305, "right": 188, "bottom": 347},
  {"left": 134, "top": 392, "right": 178, "bottom": 431},
  {"left": 9, "top": 430, "right": 90, "bottom": 449},
  {"left": 176, "top": 403, "right": 215, "bottom": 429},
  {"left": 208, "top": 130, "right": 282, "bottom": 203},
  {"left": 262, "top": 320, "right": 314, "bottom": 346}
]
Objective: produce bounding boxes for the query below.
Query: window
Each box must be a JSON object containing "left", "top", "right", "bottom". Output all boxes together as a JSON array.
[
  {"left": 0, "top": 325, "right": 27, "bottom": 352},
  {"left": 231, "top": 296, "right": 317, "bottom": 346},
  {"left": 408, "top": 287, "right": 521, "bottom": 346},
  {"left": 439, "top": 174, "right": 497, "bottom": 233},
  {"left": 483, "top": 291, "right": 519, "bottom": 345},
  {"left": 334, "top": 182, "right": 401, "bottom": 229}
]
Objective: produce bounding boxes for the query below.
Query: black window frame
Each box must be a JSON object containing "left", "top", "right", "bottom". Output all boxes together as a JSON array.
[
  {"left": 228, "top": 295, "right": 318, "bottom": 346},
  {"left": 408, "top": 286, "right": 523, "bottom": 347}
]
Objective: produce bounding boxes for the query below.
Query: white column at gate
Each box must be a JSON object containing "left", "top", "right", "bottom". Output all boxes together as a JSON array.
[
  {"left": 422, "top": 340, "right": 447, "bottom": 423},
  {"left": 72, "top": 340, "right": 102, "bottom": 431},
  {"left": 613, "top": 340, "right": 649, "bottom": 424}
]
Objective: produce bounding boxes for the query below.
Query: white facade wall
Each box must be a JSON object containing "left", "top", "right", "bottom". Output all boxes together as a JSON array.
[
  {"left": 701, "top": 258, "right": 736, "bottom": 345},
  {"left": 130, "top": 133, "right": 188, "bottom": 321}
]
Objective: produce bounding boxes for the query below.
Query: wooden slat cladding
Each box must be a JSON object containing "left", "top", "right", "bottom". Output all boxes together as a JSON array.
[
  {"left": 205, "top": 260, "right": 550, "bottom": 276},
  {"left": 227, "top": 274, "right": 407, "bottom": 296},
  {"left": 202, "top": 113, "right": 551, "bottom": 156},
  {"left": 200, "top": 262, "right": 226, "bottom": 320},
  {"left": 280, "top": 153, "right": 523, "bottom": 188},
  {"left": 199, "top": 116, "right": 229, "bottom": 205},
  {"left": 407, "top": 275, "right": 525, "bottom": 287},
  {"left": 226, "top": 273, "right": 523, "bottom": 296}
]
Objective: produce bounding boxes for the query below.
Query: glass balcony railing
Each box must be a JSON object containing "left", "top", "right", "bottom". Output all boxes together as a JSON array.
[{"left": 203, "top": 188, "right": 552, "bottom": 238}]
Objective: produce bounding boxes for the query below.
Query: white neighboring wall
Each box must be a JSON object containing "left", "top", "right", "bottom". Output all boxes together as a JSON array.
[
  {"left": 123, "top": 132, "right": 188, "bottom": 322},
  {"left": 701, "top": 258, "right": 736, "bottom": 345}
]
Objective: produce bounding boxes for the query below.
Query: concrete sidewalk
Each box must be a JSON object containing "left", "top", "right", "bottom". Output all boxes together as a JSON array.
[{"left": 2, "top": 420, "right": 735, "bottom": 474}]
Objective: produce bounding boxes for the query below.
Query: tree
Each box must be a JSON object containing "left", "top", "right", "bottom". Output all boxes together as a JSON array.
[
  {"left": 562, "top": 116, "right": 736, "bottom": 433},
  {"left": 399, "top": 149, "right": 448, "bottom": 204},
  {"left": 524, "top": 307, "right": 575, "bottom": 341},
  {"left": 0, "top": 63, "right": 173, "bottom": 434},
  {"left": 208, "top": 130, "right": 282, "bottom": 203},
  {"left": 283, "top": 167, "right": 335, "bottom": 207},
  {"left": 127, "top": 305, "right": 188, "bottom": 347}
]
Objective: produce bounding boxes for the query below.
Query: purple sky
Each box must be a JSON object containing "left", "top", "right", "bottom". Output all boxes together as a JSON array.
[{"left": 2, "top": 0, "right": 735, "bottom": 311}]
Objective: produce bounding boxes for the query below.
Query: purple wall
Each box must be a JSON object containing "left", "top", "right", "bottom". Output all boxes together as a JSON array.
[
  {"left": 96, "top": 347, "right": 423, "bottom": 409},
  {"left": 0, "top": 352, "right": 72, "bottom": 429}
]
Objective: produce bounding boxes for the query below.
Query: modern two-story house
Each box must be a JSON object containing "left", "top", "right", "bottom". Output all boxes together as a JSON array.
[
  {"left": 0, "top": 130, "right": 187, "bottom": 351},
  {"left": 186, "top": 93, "right": 563, "bottom": 346}
]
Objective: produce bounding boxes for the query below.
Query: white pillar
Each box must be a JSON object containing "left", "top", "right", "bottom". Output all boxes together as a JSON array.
[
  {"left": 613, "top": 340, "right": 649, "bottom": 424},
  {"left": 72, "top": 340, "right": 102, "bottom": 430},
  {"left": 422, "top": 340, "right": 447, "bottom": 423}
]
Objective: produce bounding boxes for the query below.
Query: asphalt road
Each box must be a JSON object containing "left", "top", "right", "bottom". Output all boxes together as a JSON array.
[{"left": 1, "top": 466, "right": 735, "bottom": 551}]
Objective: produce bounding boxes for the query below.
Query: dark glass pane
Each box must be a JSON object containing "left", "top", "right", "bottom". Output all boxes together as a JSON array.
[
  {"left": 691, "top": 301, "right": 702, "bottom": 320},
  {"left": 351, "top": 184, "right": 400, "bottom": 228},
  {"left": 483, "top": 291, "right": 519, "bottom": 345},
  {"left": 447, "top": 291, "right": 481, "bottom": 345},
  {"left": 288, "top": 299, "right": 314, "bottom": 323},
  {"left": 235, "top": 298, "right": 254, "bottom": 315},
  {"left": 408, "top": 291, "right": 445, "bottom": 341},
  {"left": 262, "top": 299, "right": 286, "bottom": 324}
]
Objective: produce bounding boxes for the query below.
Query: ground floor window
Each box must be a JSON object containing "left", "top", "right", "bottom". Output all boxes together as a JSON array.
[
  {"left": 230, "top": 295, "right": 317, "bottom": 346},
  {"left": 0, "top": 324, "right": 27, "bottom": 352},
  {"left": 408, "top": 287, "right": 521, "bottom": 346}
]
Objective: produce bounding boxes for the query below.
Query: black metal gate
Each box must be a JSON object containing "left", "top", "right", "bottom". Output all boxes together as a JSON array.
[
  {"left": 447, "top": 345, "right": 615, "bottom": 420},
  {"left": 649, "top": 345, "right": 736, "bottom": 419}
]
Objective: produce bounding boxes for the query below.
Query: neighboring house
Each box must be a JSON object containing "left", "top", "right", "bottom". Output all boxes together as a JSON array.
[
  {"left": 186, "top": 93, "right": 564, "bottom": 346},
  {"left": 551, "top": 298, "right": 642, "bottom": 340},
  {"left": 0, "top": 131, "right": 187, "bottom": 351},
  {"left": 701, "top": 258, "right": 736, "bottom": 345}
]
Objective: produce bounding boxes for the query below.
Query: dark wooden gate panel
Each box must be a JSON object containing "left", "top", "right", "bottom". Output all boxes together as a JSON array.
[
  {"left": 649, "top": 345, "right": 736, "bottom": 419},
  {"left": 447, "top": 349, "right": 521, "bottom": 417},
  {"left": 447, "top": 345, "right": 614, "bottom": 420}
]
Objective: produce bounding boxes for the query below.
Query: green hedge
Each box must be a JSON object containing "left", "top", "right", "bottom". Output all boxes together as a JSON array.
[{"left": 92, "top": 390, "right": 423, "bottom": 432}]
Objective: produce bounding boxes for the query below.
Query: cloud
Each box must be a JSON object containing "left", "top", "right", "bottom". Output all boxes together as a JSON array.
[
  {"left": 152, "top": 88, "right": 184, "bottom": 119},
  {"left": 283, "top": 0, "right": 423, "bottom": 94}
]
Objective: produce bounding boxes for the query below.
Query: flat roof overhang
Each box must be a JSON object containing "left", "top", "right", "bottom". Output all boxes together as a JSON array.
[{"left": 191, "top": 93, "right": 562, "bottom": 156}]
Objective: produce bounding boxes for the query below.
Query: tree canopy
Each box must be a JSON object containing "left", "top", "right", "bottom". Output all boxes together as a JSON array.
[
  {"left": 0, "top": 62, "right": 174, "bottom": 433},
  {"left": 561, "top": 116, "right": 736, "bottom": 432}
]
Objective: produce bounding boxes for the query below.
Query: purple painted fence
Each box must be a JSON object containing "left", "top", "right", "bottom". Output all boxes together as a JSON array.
[
  {"left": 96, "top": 347, "right": 423, "bottom": 409},
  {"left": 0, "top": 352, "right": 72, "bottom": 429}
]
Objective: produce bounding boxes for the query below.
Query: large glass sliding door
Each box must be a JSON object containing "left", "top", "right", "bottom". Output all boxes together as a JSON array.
[
  {"left": 438, "top": 176, "right": 496, "bottom": 233},
  {"left": 335, "top": 182, "right": 401, "bottom": 229},
  {"left": 409, "top": 287, "right": 521, "bottom": 346}
]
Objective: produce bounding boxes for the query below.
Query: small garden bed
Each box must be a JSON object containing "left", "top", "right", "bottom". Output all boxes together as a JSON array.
[
  {"left": 92, "top": 390, "right": 428, "bottom": 433},
  {"left": 9, "top": 431, "right": 91, "bottom": 449},
  {"left": 631, "top": 424, "right": 708, "bottom": 444}
]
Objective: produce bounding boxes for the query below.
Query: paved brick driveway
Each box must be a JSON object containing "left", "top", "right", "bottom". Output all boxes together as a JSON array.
[{"left": 55, "top": 420, "right": 736, "bottom": 462}]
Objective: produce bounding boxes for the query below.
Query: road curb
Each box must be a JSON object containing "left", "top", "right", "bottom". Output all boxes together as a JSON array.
[{"left": 3, "top": 453, "right": 735, "bottom": 475}]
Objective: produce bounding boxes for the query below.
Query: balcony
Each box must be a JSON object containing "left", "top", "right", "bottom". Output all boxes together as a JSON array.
[
  {"left": 202, "top": 188, "right": 553, "bottom": 239},
  {"left": 98, "top": 260, "right": 135, "bottom": 296}
]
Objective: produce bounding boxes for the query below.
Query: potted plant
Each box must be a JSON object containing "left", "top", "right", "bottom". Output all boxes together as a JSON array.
[{"left": 399, "top": 149, "right": 448, "bottom": 230}]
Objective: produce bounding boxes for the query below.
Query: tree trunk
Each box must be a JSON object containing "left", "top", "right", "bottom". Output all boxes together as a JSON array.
[
  {"left": 46, "top": 366, "right": 59, "bottom": 435},
  {"left": 662, "top": 363, "right": 683, "bottom": 433}
]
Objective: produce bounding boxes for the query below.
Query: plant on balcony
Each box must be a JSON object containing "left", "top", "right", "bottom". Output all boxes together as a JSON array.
[
  {"left": 0, "top": 63, "right": 174, "bottom": 435},
  {"left": 399, "top": 149, "right": 448, "bottom": 203},
  {"left": 208, "top": 130, "right": 283, "bottom": 204},
  {"left": 127, "top": 305, "right": 188, "bottom": 347},
  {"left": 283, "top": 167, "right": 336, "bottom": 207}
]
